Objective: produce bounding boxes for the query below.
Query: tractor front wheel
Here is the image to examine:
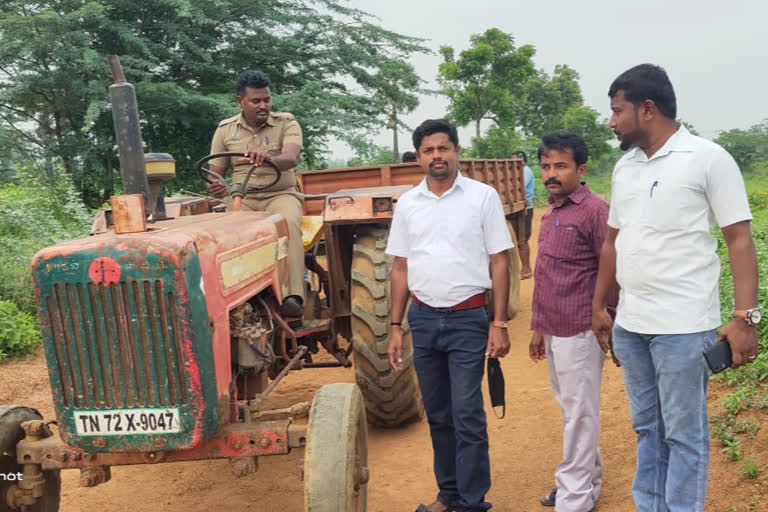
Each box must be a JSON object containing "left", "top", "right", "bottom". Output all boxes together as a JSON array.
[
  {"left": 0, "top": 406, "right": 60, "bottom": 512},
  {"left": 304, "top": 383, "right": 368, "bottom": 512}
]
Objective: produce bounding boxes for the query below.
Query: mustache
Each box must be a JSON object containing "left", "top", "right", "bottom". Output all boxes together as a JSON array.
[
  {"left": 544, "top": 178, "right": 561, "bottom": 186},
  {"left": 430, "top": 161, "right": 447, "bottom": 169}
]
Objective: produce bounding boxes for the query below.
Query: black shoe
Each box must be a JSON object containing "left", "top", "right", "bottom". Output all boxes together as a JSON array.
[
  {"left": 279, "top": 295, "right": 303, "bottom": 317},
  {"left": 540, "top": 488, "right": 556, "bottom": 507}
]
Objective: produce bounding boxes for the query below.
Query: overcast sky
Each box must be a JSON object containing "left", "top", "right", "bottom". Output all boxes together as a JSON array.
[{"left": 328, "top": 0, "right": 767, "bottom": 160}]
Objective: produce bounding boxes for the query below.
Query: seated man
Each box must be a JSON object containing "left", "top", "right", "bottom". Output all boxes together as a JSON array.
[{"left": 207, "top": 70, "right": 305, "bottom": 317}]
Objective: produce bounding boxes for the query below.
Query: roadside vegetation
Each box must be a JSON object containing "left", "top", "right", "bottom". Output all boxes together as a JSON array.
[{"left": 0, "top": 164, "right": 90, "bottom": 360}]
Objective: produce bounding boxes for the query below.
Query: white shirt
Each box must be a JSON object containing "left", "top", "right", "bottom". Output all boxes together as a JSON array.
[
  {"left": 386, "top": 171, "right": 514, "bottom": 307},
  {"left": 608, "top": 126, "right": 752, "bottom": 334}
]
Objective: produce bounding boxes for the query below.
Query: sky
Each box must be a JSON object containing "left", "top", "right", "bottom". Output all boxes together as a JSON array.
[{"left": 328, "top": 0, "right": 768, "bottom": 160}]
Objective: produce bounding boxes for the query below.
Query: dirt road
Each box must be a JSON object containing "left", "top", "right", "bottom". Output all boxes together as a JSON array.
[{"left": 0, "top": 209, "right": 760, "bottom": 511}]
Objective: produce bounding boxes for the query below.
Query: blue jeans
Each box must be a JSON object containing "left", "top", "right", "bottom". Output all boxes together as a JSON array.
[
  {"left": 612, "top": 323, "right": 717, "bottom": 512},
  {"left": 408, "top": 302, "right": 491, "bottom": 511}
]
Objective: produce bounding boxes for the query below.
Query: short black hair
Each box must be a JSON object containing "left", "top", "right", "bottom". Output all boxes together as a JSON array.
[
  {"left": 513, "top": 150, "right": 527, "bottom": 163},
  {"left": 537, "top": 131, "right": 589, "bottom": 167},
  {"left": 237, "top": 70, "right": 271, "bottom": 94},
  {"left": 401, "top": 151, "right": 417, "bottom": 163},
  {"left": 608, "top": 64, "right": 677, "bottom": 119},
  {"left": 413, "top": 119, "right": 459, "bottom": 151}
]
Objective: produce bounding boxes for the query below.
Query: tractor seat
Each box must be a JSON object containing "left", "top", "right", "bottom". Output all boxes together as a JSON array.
[{"left": 301, "top": 216, "right": 324, "bottom": 251}]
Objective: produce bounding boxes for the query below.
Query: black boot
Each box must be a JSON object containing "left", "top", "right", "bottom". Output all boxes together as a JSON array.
[{"left": 278, "top": 295, "right": 303, "bottom": 318}]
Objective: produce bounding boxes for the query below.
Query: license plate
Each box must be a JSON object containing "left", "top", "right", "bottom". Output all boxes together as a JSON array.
[{"left": 74, "top": 408, "right": 181, "bottom": 436}]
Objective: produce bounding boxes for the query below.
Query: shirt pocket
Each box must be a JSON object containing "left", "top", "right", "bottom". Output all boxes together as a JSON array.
[
  {"left": 448, "top": 210, "right": 484, "bottom": 253},
  {"left": 265, "top": 131, "right": 283, "bottom": 157},
  {"left": 541, "top": 224, "right": 582, "bottom": 260},
  {"left": 640, "top": 179, "right": 707, "bottom": 232}
]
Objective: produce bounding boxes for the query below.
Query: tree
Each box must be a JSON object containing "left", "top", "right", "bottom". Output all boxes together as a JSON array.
[
  {"left": 464, "top": 126, "right": 523, "bottom": 159},
  {"left": 438, "top": 28, "right": 536, "bottom": 139},
  {"left": 679, "top": 120, "right": 700, "bottom": 136},
  {"left": 344, "top": 136, "right": 395, "bottom": 167},
  {"left": 0, "top": 0, "right": 428, "bottom": 206},
  {"left": 715, "top": 122, "right": 768, "bottom": 171},
  {"left": 371, "top": 60, "right": 425, "bottom": 162},
  {"left": 440, "top": 29, "right": 612, "bottom": 162},
  {"left": 518, "top": 65, "right": 583, "bottom": 137},
  {"left": 561, "top": 106, "right": 613, "bottom": 161}
]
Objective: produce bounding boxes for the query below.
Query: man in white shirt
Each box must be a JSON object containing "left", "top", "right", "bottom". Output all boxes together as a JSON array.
[
  {"left": 386, "top": 119, "right": 514, "bottom": 512},
  {"left": 592, "top": 64, "right": 759, "bottom": 512}
]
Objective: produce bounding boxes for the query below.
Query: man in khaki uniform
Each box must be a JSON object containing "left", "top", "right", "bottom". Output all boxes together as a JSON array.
[{"left": 207, "top": 70, "right": 305, "bottom": 317}]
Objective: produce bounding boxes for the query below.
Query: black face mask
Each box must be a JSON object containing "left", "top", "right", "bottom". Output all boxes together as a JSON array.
[{"left": 487, "top": 357, "right": 505, "bottom": 419}]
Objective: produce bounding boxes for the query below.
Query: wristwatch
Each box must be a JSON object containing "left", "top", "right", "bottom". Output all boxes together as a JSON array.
[
  {"left": 491, "top": 321, "right": 508, "bottom": 329},
  {"left": 733, "top": 308, "right": 762, "bottom": 327}
]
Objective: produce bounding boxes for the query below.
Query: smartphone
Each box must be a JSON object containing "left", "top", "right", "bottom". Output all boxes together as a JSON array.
[{"left": 703, "top": 341, "right": 732, "bottom": 374}]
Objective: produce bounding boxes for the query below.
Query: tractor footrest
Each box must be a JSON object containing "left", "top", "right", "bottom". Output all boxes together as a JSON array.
[{"left": 293, "top": 319, "right": 330, "bottom": 338}]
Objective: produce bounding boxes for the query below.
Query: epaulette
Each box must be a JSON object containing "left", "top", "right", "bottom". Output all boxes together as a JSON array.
[
  {"left": 217, "top": 114, "right": 241, "bottom": 127},
  {"left": 271, "top": 112, "right": 296, "bottom": 121}
]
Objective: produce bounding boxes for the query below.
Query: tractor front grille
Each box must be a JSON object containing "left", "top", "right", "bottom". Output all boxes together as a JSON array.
[{"left": 44, "top": 280, "right": 188, "bottom": 409}]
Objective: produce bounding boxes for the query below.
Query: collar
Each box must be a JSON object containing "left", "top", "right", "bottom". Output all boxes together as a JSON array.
[
  {"left": 415, "top": 169, "right": 465, "bottom": 198},
  {"left": 236, "top": 113, "right": 276, "bottom": 131},
  {"left": 627, "top": 124, "right": 696, "bottom": 162},
  {"left": 548, "top": 182, "right": 591, "bottom": 207}
]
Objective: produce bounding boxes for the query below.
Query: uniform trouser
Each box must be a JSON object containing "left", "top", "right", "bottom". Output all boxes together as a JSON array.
[
  {"left": 408, "top": 302, "right": 492, "bottom": 511},
  {"left": 234, "top": 192, "right": 305, "bottom": 300},
  {"left": 544, "top": 329, "right": 604, "bottom": 512}
]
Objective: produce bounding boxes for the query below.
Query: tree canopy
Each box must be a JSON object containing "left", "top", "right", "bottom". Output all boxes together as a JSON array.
[
  {"left": 439, "top": 28, "right": 613, "bottom": 163},
  {"left": 0, "top": 0, "right": 428, "bottom": 206},
  {"left": 715, "top": 121, "right": 768, "bottom": 171}
]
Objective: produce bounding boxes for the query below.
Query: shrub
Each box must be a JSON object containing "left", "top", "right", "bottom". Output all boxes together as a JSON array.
[
  {"left": 0, "top": 163, "right": 91, "bottom": 313},
  {"left": 0, "top": 300, "right": 41, "bottom": 360}
]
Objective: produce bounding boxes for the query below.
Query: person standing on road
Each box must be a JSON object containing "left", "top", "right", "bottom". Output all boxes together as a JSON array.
[
  {"left": 512, "top": 150, "right": 535, "bottom": 280},
  {"left": 592, "top": 63, "right": 760, "bottom": 512},
  {"left": 207, "top": 70, "right": 305, "bottom": 317},
  {"left": 386, "top": 118, "right": 514, "bottom": 512},
  {"left": 529, "top": 132, "right": 616, "bottom": 512}
]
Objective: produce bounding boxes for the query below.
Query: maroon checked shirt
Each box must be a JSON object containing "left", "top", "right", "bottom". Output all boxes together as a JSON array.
[{"left": 531, "top": 183, "right": 614, "bottom": 337}]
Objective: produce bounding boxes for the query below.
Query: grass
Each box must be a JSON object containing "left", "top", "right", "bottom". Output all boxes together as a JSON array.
[{"left": 740, "top": 456, "right": 761, "bottom": 479}]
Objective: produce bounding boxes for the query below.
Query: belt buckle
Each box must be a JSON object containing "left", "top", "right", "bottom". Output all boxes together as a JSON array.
[{"left": 433, "top": 306, "right": 452, "bottom": 313}]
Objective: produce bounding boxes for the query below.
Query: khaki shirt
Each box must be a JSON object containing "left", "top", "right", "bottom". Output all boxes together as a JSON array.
[{"left": 209, "top": 112, "right": 302, "bottom": 194}]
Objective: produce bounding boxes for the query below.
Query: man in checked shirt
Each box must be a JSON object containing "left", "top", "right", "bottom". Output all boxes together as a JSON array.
[{"left": 529, "top": 132, "right": 618, "bottom": 512}]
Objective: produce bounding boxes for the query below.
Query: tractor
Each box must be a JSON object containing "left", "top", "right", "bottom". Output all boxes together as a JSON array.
[{"left": 0, "top": 56, "right": 526, "bottom": 512}]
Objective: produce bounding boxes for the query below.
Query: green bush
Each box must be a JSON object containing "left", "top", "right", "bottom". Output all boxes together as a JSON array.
[
  {"left": 0, "top": 163, "right": 91, "bottom": 313},
  {"left": 0, "top": 300, "right": 42, "bottom": 360},
  {"left": 716, "top": 213, "right": 768, "bottom": 389},
  {"left": 739, "top": 455, "right": 760, "bottom": 479}
]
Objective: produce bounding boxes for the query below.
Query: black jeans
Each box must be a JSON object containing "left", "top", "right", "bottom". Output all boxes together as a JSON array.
[{"left": 408, "top": 302, "right": 492, "bottom": 510}]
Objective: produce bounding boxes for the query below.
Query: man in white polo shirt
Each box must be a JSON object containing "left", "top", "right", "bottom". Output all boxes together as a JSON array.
[
  {"left": 386, "top": 119, "right": 514, "bottom": 512},
  {"left": 592, "top": 64, "right": 759, "bottom": 512}
]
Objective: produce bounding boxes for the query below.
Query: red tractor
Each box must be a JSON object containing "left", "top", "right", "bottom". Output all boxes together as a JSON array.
[
  {"left": 0, "top": 58, "right": 368, "bottom": 512},
  {"left": 1, "top": 57, "right": 526, "bottom": 512}
]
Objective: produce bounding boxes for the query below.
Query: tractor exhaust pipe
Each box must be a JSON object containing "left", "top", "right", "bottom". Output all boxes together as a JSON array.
[{"left": 107, "top": 55, "right": 153, "bottom": 218}]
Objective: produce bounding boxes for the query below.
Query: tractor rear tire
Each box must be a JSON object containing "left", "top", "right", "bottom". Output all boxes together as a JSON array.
[
  {"left": 0, "top": 406, "right": 60, "bottom": 512},
  {"left": 304, "top": 383, "right": 368, "bottom": 512},
  {"left": 350, "top": 225, "right": 424, "bottom": 428}
]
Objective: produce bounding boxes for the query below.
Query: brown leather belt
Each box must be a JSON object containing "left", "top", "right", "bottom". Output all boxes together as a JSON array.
[{"left": 412, "top": 292, "right": 486, "bottom": 312}]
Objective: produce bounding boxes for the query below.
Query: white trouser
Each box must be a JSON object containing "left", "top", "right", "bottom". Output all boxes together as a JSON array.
[{"left": 545, "top": 329, "right": 604, "bottom": 512}]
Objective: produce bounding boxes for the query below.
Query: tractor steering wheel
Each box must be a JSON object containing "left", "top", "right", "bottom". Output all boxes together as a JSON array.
[{"left": 195, "top": 152, "right": 282, "bottom": 196}]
